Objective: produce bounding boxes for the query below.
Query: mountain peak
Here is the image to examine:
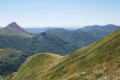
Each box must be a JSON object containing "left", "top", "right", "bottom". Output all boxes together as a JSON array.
[
  {"left": 105, "top": 24, "right": 116, "bottom": 26},
  {"left": 6, "top": 22, "right": 21, "bottom": 29},
  {"left": 10, "top": 22, "right": 18, "bottom": 26},
  {"left": 5, "top": 22, "right": 28, "bottom": 34}
]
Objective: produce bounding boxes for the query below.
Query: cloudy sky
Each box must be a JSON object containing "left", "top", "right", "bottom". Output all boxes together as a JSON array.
[{"left": 0, "top": 0, "right": 120, "bottom": 28}]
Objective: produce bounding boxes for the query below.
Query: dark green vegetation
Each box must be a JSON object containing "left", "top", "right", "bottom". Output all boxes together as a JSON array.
[
  {"left": 0, "top": 48, "right": 34, "bottom": 76},
  {"left": 31, "top": 32, "right": 77, "bottom": 55},
  {"left": 0, "top": 48, "right": 35, "bottom": 76},
  {"left": 46, "top": 28, "right": 99, "bottom": 48},
  {"left": 0, "top": 48, "right": 25, "bottom": 75},
  {"left": 10, "top": 28, "right": 120, "bottom": 80}
]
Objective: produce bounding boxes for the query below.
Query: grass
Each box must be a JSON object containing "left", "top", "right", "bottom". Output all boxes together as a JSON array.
[{"left": 13, "top": 53, "right": 63, "bottom": 80}]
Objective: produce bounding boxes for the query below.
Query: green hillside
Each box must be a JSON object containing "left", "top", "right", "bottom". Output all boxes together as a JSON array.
[
  {"left": 0, "top": 32, "right": 76, "bottom": 55},
  {"left": 0, "top": 48, "right": 26, "bottom": 75},
  {"left": 11, "top": 28, "right": 120, "bottom": 80},
  {"left": 65, "top": 29, "right": 99, "bottom": 48},
  {"left": 0, "top": 22, "right": 76, "bottom": 55},
  {"left": 30, "top": 32, "right": 77, "bottom": 55},
  {"left": 46, "top": 28, "right": 99, "bottom": 48}
]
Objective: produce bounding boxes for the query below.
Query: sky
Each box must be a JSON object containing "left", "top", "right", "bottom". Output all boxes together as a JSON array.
[{"left": 0, "top": 0, "right": 120, "bottom": 28}]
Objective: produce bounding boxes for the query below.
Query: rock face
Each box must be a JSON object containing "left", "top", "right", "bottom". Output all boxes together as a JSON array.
[{"left": 5, "top": 22, "right": 28, "bottom": 34}]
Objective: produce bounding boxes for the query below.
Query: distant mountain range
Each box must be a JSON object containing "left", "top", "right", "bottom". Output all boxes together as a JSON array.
[
  {"left": 45, "top": 24, "right": 120, "bottom": 48},
  {"left": 25, "top": 27, "right": 78, "bottom": 34},
  {"left": 80, "top": 24, "right": 120, "bottom": 38},
  {"left": 0, "top": 22, "right": 76, "bottom": 55},
  {"left": 25, "top": 27, "right": 58, "bottom": 34}
]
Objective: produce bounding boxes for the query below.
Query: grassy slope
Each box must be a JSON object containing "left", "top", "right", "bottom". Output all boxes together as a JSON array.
[
  {"left": 12, "top": 53, "right": 63, "bottom": 80},
  {"left": 11, "top": 28, "right": 120, "bottom": 80},
  {"left": 67, "top": 57, "right": 120, "bottom": 80}
]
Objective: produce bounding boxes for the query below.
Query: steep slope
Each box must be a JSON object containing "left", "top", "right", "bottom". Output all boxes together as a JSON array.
[
  {"left": 67, "top": 57, "right": 120, "bottom": 80},
  {"left": 0, "top": 48, "right": 26, "bottom": 75},
  {"left": 12, "top": 28, "right": 120, "bottom": 80}
]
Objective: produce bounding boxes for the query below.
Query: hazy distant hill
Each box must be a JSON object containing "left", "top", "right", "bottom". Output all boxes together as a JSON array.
[
  {"left": 25, "top": 27, "right": 58, "bottom": 34},
  {"left": 80, "top": 24, "right": 120, "bottom": 38},
  {"left": 25, "top": 27, "right": 78, "bottom": 34},
  {"left": 11, "top": 27, "right": 120, "bottom": 80},
  {"left": 46, "top": 28, "right": 71, "bottom": 38}
]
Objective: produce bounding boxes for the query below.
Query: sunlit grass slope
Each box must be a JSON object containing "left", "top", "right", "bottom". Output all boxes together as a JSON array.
[
  {"left": 12, "top": 53, "right": 63, "bottom": 80},
  {"left": 67, "top": 57, "right": 120, "bottom": 80}
]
